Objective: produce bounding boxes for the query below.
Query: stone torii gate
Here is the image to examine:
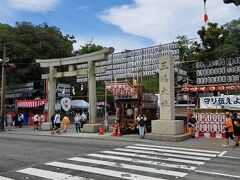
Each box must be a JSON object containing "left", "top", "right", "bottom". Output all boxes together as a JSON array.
[{"left": 36, "top": 47, "right": 114, "bottom": 132}]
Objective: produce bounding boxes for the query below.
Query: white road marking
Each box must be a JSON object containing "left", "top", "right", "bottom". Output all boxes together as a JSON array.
[
  {"left": 218, "top": 151, "right": 227, "bottom": 157},
  {"left": 114, "top": 148, "right": 211, "bottom": 161},
  {"left": 101, "top": 150, "right": 205, "bottom": 165},
  {"left": 87, "top": 153, "right": 196, "bottom": 170},
  {"left": 0, "top": 176, "right": 14, "bottom": 180},
  {"left": 69, "top": 157, "right": 187, "bottom": 177},
  {"left": 221, "top": 155, "right": 240, "bottom": 160},
  {"left": 195, "top": 170, "right": 240, "bottom": 179},
  {"left": 135, "top": 144, "right": 220, "bottom": 154},
  {"left": 126, "top": 146, "right": 217, "bottom": 157},
  {"left": 46, "top": 161, "right": 165, "bottom": 180},
  {"left": 17, "top": 168, "right": 72, "bottom": 179}
]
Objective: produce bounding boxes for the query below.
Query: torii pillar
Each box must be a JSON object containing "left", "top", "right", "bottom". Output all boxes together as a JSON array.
[
  {"left": 146, "top": 56, "right": 191, "bottom": 141},
  {"left": 36, "top": 48, "right": 114, "bottom": 131}
]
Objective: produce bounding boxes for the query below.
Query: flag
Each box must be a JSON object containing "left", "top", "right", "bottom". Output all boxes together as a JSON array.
[{"left": 204, "top": 0, "right": 208, "bottom": 23}]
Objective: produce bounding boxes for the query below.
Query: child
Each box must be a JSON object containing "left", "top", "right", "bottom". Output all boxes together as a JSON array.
[{"left": 62, "top": 115, "right": 70, "bottom": 132}]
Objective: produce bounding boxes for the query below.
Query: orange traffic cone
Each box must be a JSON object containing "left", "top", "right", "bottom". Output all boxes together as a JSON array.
[
  {"left": 99, "top": 124, "right": 105, "bottom": 135},
  {"left": 117, "top": 126, "right": 121, "bottom": 136},
  {"left": 111, "top": 125, "right": 117, "bottom": 136}
]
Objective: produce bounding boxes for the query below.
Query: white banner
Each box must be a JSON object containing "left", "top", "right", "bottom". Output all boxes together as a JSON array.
[{"left": 200, "top": 95, "right": 240, "bottom": 109}]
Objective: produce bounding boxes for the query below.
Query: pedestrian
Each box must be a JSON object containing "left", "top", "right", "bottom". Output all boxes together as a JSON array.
[
  {"left": 136, "top": 113, "right": 147, "bottom": 138},
  {"left": 61, "top": 115, "right": 70, "bottom": 132},
  {"left": 51, "top": 112, "right": 56, "bottom": 131},
  {"left": 13, "top": 112, "right": 18, "bottom": 128},
  {"left": 80, "top": 111, "right": 87, "bottom": 128},
  {"left": 188, "top": 113, "right": 197, "bottom": 138},
  {"left": 224, "top": 112, "right": 234, "bottom": 147},
  {"left": 104, "top": 112, "right": 109, "bottom": 132},
  {"left": 52, "top": 111, "right": 61, "bottom": 134},
  {"left": 232, "top": 112, "right": 240, "bottom": 147},
  {"left": 33, "top": 113, "right": 39, "bottom": 130},
  {"left": 74, "top": 111, "right": 81, "bottom": 133},
  {"left": 18, "top": 112, "right": 24, "bottom": 128}
]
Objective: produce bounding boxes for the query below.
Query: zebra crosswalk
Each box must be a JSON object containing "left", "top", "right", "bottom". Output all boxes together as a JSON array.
[{"left": 0, "top": 144, "right": 223, "bottom": 180}]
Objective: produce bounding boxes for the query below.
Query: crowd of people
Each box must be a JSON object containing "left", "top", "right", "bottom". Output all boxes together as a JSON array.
[{"left": 51, "top": 110, "right": 88, "bottom": 134}]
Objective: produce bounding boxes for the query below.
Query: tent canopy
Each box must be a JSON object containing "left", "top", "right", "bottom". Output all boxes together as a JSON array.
[{"left": 71, "top": 100, "right": 89, "bottom": 109}]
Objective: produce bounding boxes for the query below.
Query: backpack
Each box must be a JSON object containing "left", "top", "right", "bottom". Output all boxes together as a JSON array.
[{"left": 139, "top": 119, "right": 145, "bottom": 127}]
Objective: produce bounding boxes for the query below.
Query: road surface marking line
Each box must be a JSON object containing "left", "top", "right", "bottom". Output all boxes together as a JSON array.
[
  {"left": 126, "top": 146, "right": 217, "bottom": 157},
  {"left": 101, "top": 150, "right": 205, "bottom": 165},
  {"left": 218, "top": 151, "right": 227, "bottom": 157},
  {"left": 17, "top": 168, "right": 72, "bottom": 179},
  {"left": 135, "top": 144, "right": 220, "bottom": 154},
  {"left": 87, "top": 153, "right": 196, "bottom": 170},
  {"left": 221, "top": 155, "right": 240, "bottom": 160},
  {"left": 114, "top": 148, "right": 211, "bottom": 161},
  {"left": 195, "top": 170, "right": 240, "bottom": 179},
  {"left": 69, "top": 157, "right": 187, "bottom": 177},
  {"left": 46, "top": 161, "right": 165, "bottom": 180},
  {"left": 0, "top": 176, "right": 14, "bottom": 180}
]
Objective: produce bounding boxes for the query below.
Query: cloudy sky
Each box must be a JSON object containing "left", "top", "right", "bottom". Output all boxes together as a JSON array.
[{"left": 0, "top": 0, "right": 239, "bottom": 52}]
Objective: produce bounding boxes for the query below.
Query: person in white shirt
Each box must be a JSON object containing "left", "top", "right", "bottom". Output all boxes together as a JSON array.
[
  {"left": 52, "top": 112, "right": 61, "bottom": 134},
  {"left": 74, "top": 111, "right": 81, "bottom": 133},
  {"left": 80, "top": 111, "right": 87, "bottom": 128},
  {"left": 33, "top": 113, "right": 39, "bottom": 130}
]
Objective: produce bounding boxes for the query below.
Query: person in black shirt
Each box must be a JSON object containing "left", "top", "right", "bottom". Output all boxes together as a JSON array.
[
  {"left": 188, "top": 114, "right": 197, "bottom": 138},
  {"left": 232, "top": 113, "right": 240, "bottom": 147}
]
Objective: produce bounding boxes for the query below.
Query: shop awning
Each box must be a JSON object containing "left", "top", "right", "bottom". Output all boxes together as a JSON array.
[{"left": 16, "top": 99, "right": 45, "bottom": 108}]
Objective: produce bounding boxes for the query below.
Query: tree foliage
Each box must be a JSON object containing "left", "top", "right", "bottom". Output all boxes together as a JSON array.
[
  {"left": 177, "top": 19, "right": 240, "bottom": 82},
  {"left": 0, "top": 21, "right": 75, "bottom": 84},
  {"left": 74, "top": 42, "right": 103, "bottom": 55}
]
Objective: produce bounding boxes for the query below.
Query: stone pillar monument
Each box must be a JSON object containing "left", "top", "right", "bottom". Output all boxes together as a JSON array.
[
  {"left": 48, "top": 66, "right": 56, "bottom": 125},
  {"left": 146, "top": 56, "right": 190, "bottom": 141},
  {"left": 88, "top": 61, "right": 96, "bottom": 124}
]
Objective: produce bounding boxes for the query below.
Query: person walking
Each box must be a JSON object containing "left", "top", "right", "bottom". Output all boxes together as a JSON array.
[
  {"left": 18, "top": 112, "right": 24, "bottom": 128},
  {"left": 52, "top": 111, "right": 61, "bottom": 134},
  {"left": 50, "top": 112, "right": 56, "bottom": 131},
  {"left": 232, "top": 112, "right": 240, "bottom": 147},
  {"left": 188, "top": 113, "right": 197, "bottom": 138},
  {"left": 104, "top": 112, "right": 109, "bottom": 132},
  {"left": 62, "top": 115, "right": 70, "bottom": 132},
  {"left": 80, "top": 111, "right": 87, "bottom": 129},
  {"left": 74, "top": 111, "right": 81, "bottom": 133},
  {"left": 33, "top": 113, "right": 39, "bottom": 130},
  {"left": 136, "top": 113, "right": 147, "bottom": 138},
  {"left": 225, "top": 112, "right": 234, "bottom": 147}
]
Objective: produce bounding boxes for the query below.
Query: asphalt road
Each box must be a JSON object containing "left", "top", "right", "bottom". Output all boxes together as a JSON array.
[{"left": 0, "top": 133, "right": 239, "bottom": 180}]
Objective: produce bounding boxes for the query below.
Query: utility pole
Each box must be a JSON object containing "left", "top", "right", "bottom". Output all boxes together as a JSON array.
[{"left": 0, "top": 44, "right": 7, "bottom": 131}]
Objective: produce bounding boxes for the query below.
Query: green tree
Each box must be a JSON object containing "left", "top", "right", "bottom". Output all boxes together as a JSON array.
[
  {"left": 0, "top": 21, "right": 75, "bottom": 84},
  {"left": 74, "top": 42, "right": 103, "bottom": 55}
]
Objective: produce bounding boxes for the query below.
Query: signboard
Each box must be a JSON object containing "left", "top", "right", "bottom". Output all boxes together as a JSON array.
[
  {"left": 200, "top": 95, "right": 240, "bottom": 109},
  {"left": 61, "top": 97, "right": 72, "bottom": 111}
]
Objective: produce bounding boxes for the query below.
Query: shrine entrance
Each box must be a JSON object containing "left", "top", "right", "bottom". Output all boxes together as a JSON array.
[{"left": 36, "top": 47, "right": 114, "bottom": 132}]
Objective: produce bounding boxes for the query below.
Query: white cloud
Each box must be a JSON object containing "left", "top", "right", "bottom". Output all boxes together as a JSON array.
[
  {"left": 73, "top": 35, "right": 150, "bottom": 53},
  {"left": 7, "top": 0, "right": 59, "bottom": 12},
  {"left": 99, "top": 0, "right": 237, "bottom": 43}
]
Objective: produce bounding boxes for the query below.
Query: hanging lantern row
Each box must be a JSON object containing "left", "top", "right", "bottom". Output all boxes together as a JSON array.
[{"left": 181, "top": 84, "right": 240, "bottom": 92}]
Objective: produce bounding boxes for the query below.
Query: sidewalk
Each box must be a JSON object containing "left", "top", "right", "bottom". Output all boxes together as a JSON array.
[{"left": 2, "top": 124, "right": 234, "bottom": 151}]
